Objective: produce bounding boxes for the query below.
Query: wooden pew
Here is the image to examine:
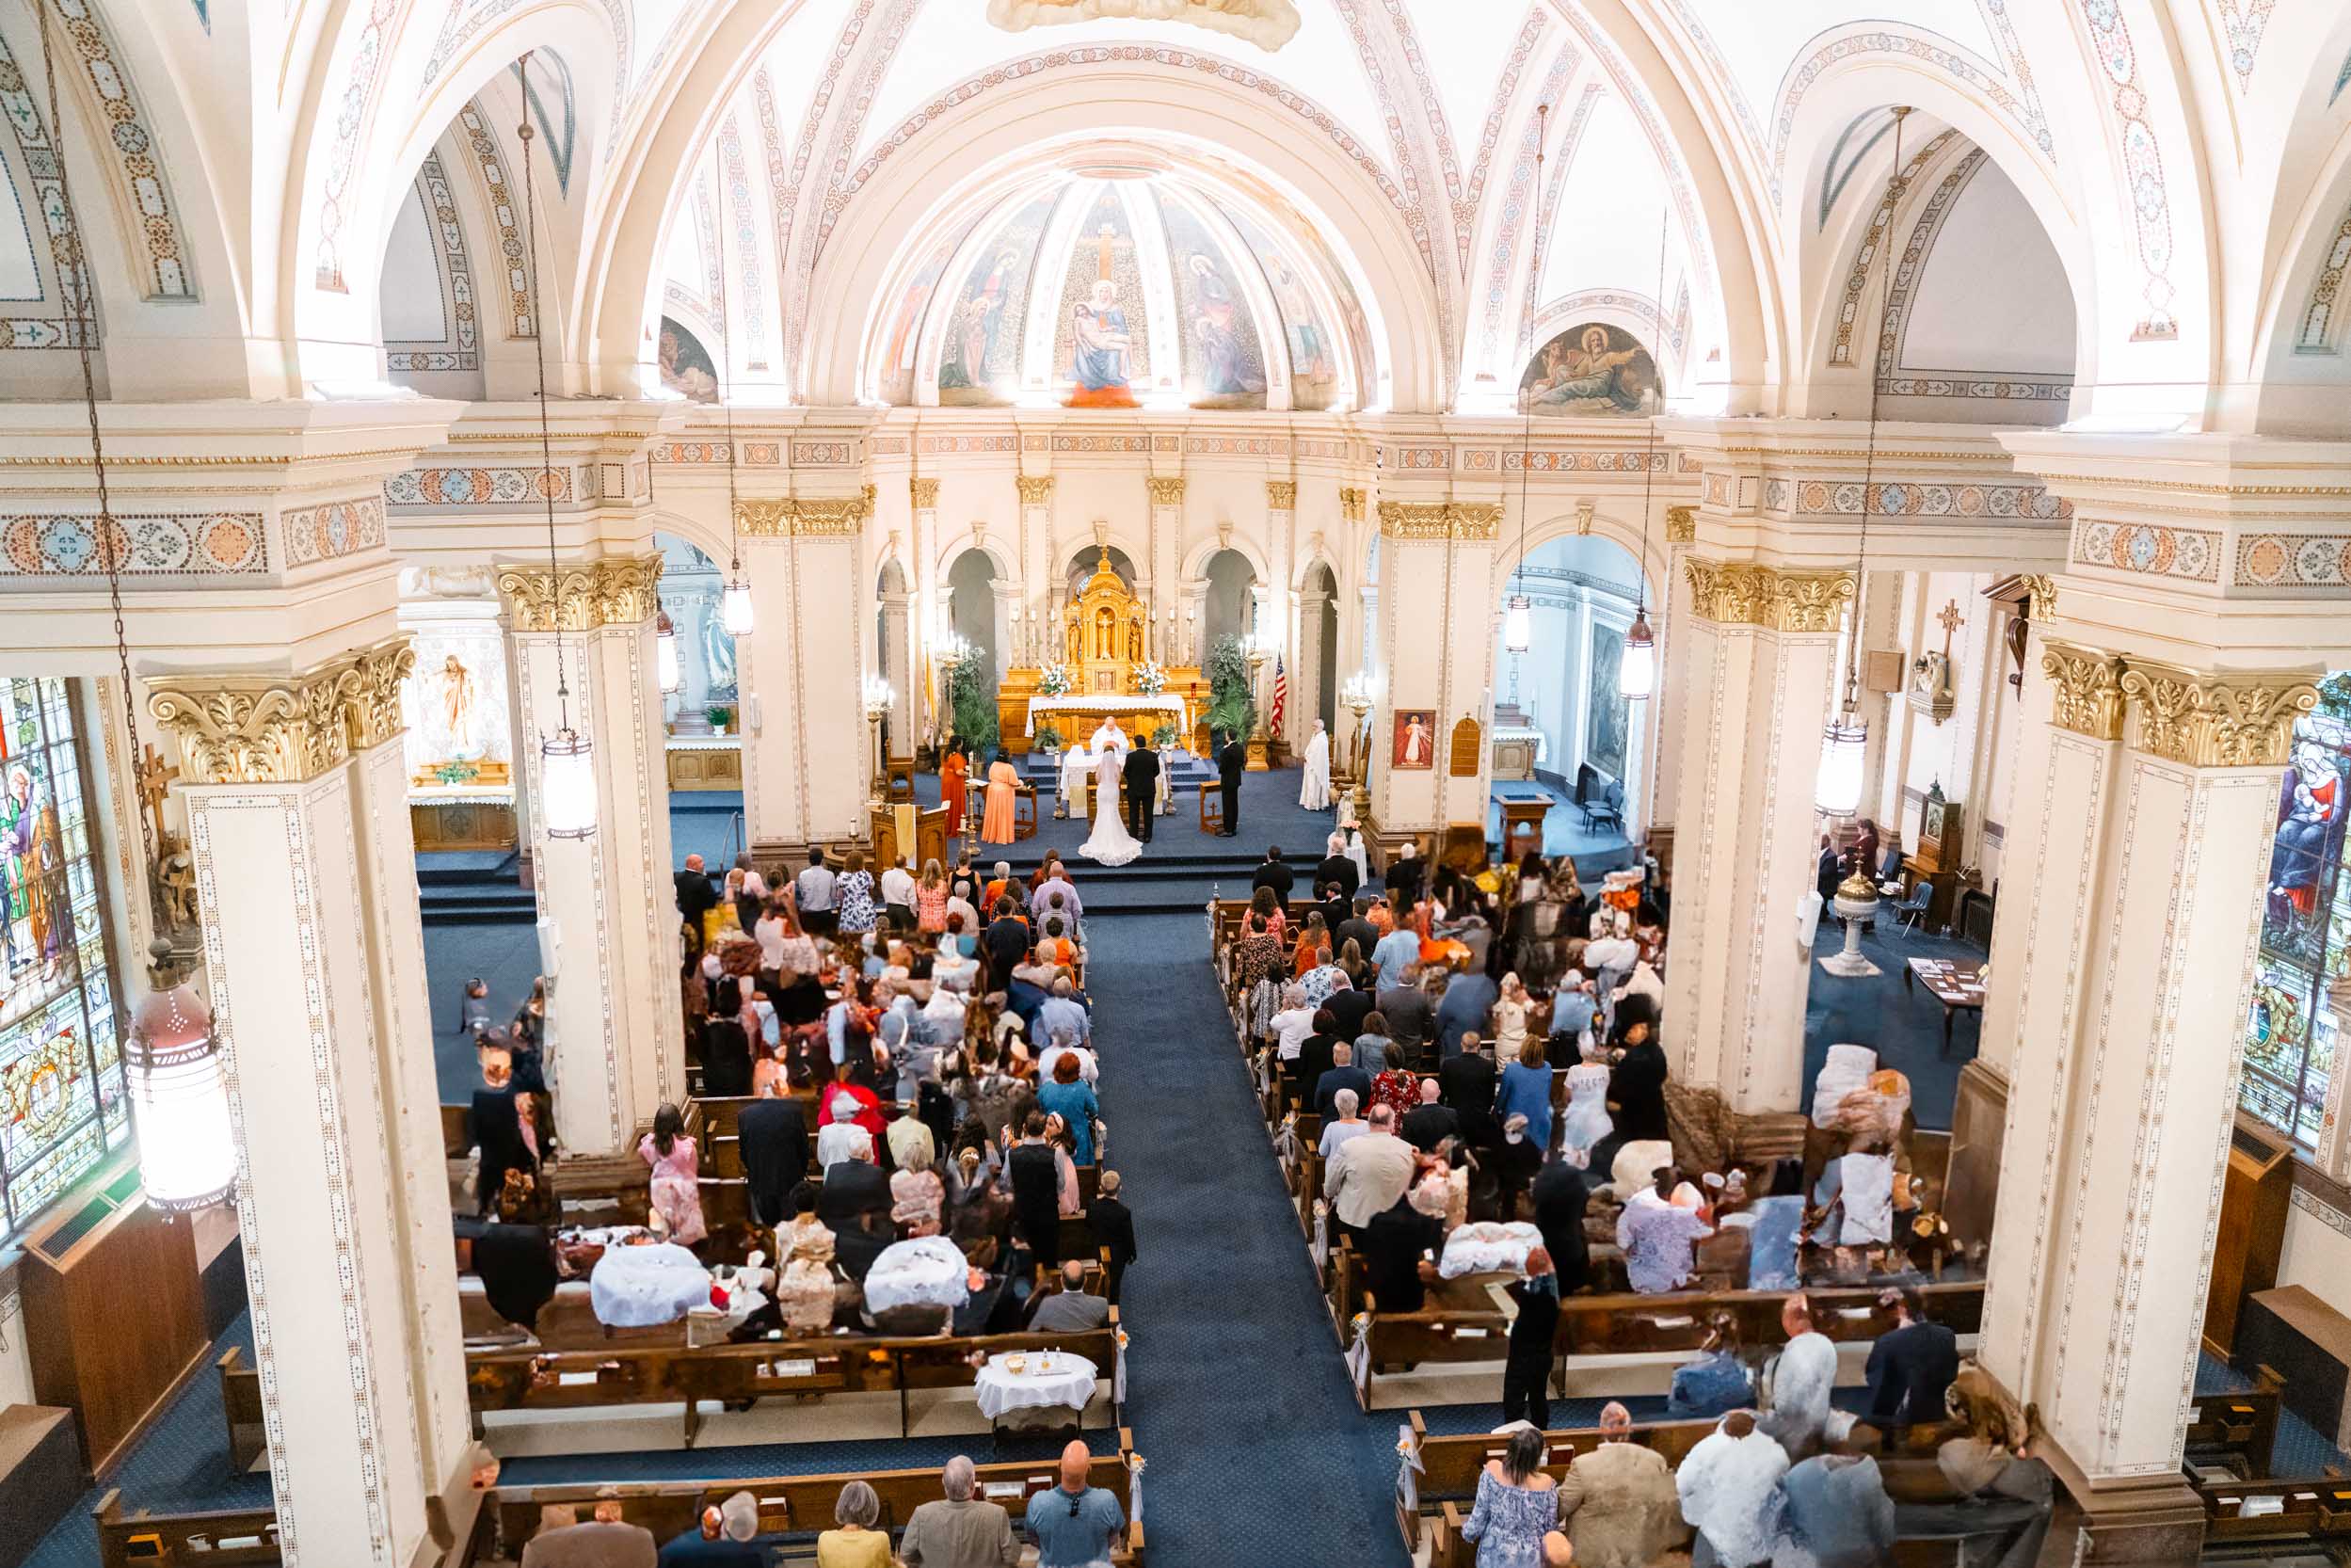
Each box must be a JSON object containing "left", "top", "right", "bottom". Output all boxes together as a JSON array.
[
  {"left": 2195, "top": 1471, "right": 2351, "bottom": 1551},
  {"left": 222, "top": 1317, "right": 1122, "bottom": 1451},
  {"left": 2183, "top": 1367, "right": 2285, "bottom": 1480},
  {"left": 491, "top": 1433, "right": 1144, "bottom": 1563},
  {"left": 216, "top": 1348, "right": 266, "bottom": 1474},
  {"left": 92, "top": 1489, "right": 280, "bottom": 1568}
]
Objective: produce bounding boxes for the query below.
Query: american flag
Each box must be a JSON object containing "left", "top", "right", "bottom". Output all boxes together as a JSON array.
[{"left": 1269, "top": 652, "right": 1287, "bottom": 739}]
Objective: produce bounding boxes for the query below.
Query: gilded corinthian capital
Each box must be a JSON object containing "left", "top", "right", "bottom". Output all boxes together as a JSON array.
[
  {"left": 909, "top": 477, "right": 941, "bottom": 509},
  {"left": 1664, "top": 505, "right": 1696, "bottom": 544},
  {"left": 1146, "top": 476, "right": 1187, "bottom": 505},
  {"left": 1265, "top": 480, "right": 1297, "bottom": 509},
  {"left": 1338, "top": 487, "right": 1366, "bottom": 522},
  {"left": 2117, "top": 661, "right": 2319, "bottom": 768},
  {"left": 497, "top": 554, "right": 665, "bottom": 632},
  {"left": 1681, "top": 558, "right": 1853, "bottom": 632},
  {"left": 2039, "top": 642, "right": 2128, "bottom": 741},
  {"left": 1016, "top": 474, "right": 1056, "bottom": 506},
  {"left": 147, "top": 636, "right": 416, "bottom": 785}
]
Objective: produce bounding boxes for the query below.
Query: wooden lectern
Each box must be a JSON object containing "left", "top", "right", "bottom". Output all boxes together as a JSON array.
[{"left": 868, "top": 801, "right": 948, "bottom": 870}]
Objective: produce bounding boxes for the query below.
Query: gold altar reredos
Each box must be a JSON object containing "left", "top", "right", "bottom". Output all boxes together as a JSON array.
[{"left": 996, "top": 548, "right": 1209, "bottom": 753}]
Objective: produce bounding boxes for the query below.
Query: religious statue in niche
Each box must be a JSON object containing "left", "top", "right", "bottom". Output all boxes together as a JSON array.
[
  {"left": 1067, "top": 226, "right": 1137, "bottom": 408},
  {"left": 1907, "top": 600, "right": 1961, "bottom": 726},
  {"left": 436, "top": 653, "right": 484, "bottom": 761},
  {"left": 1518, "top": 322, "right": 1659, "bottom": 417},
  {"left": 1392, "top": 710, "right": 1434, "bottom": 771}
]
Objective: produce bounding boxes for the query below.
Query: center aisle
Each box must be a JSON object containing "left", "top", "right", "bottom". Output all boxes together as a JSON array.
[{"left": 1083, "top": 910, "right": 1408, "bottom": 1567}]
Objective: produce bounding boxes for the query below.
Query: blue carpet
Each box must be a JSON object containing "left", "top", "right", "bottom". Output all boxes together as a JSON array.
[
  {"left": 424, "top": 918, "right": 546, "bottom": 1102},
  {"left": 1804, "top": 917, "right": 1991, "bottom": 1131}
]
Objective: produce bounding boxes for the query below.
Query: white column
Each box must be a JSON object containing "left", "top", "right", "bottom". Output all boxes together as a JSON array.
[
  {"left": 1367, "top": 500, "right": 1499, "bottom": 840},
  {"left": 501, "top": 556, "right": 681, "bottom": 1154},
  {"left": 1147, "top": 475, "right": 1185, "bottom": 647},
  {"left": 911, "top": 477, "right": 941, "bottom": 744},
  {"left": 1268, "top": 480, "right": 1298, "bottom": 753},
  {"left": 149, "top": 641, "right": 471, "bottom": 1568},
  {"left": 879, "top": 584, "right": 913, "bottom": 763},
  {"left": 1659, "top": 559, "right": 1851, "bottom": 1110},
  {"left": 1981, "top": 645, "right": 2318, "bottom": 1518},
  {"left": 1016, "top": 474, "right": 1056, "bottom": 632}
]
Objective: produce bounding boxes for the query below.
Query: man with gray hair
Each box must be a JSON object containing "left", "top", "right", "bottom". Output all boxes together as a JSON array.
[
  {"left": 1556, "top": 1401, "right": 1681, "bottom": 1568},
  {"left": 900, "top": 1453, "right": 1020, "bottom": 1567},
  {"left": 1036, "top": 974, "right": 1092, "bottom": 1046}
]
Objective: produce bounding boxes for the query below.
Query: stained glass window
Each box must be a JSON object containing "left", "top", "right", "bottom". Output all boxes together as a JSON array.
[
  {"left": 2243, "top": 687, "right": 2351, "bottom": 1151},
  {"left": 1, "top": 677, "right": 129, "bottom": 1243}
]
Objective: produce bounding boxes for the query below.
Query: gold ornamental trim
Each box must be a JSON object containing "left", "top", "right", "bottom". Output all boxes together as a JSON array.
[
  {"left": 148, "top": 637, "right": 416, "bottom": 786},
  {"left": 1145, "top": 475, "right": 1186, "bottom": 505},
  {"left": 1266, "top": 480, "right": 1298, "bottom": 509},
  {"left": 2116, "top": 661, "right": 2318, "bottom": 768},
  {"left": 1449, "top": 502, "right": 1501, "bottom": 540},
  {"left": 909, "top": 477, "right": 940, "bottom": 509},
  {"left": 1682, "top": 558, "right": 1855, "bottom": 632},
  {"left": 1665, "top": 505, "right": 1696, "bottom": 545},
  {"left": 1016, "top": 474, "right": 1056, "bottom": 505},
  {"left": 1377, "top": 500, "right": 1501, "bottom": 540},
  {"left": 2039, "top": 642, "right": 2128, "bottom": 742},
  {"left": 2022, "top": 574, "right": 2057, "bottom": 622},
  {"left": 1338, "top": 486, "right": 1365, "bottom": 522},
  {"left": 497, "top": 554, "right": 665, "bottom": 632},
  {"left": 732, "top": 493, "right": 874, "bottom": 538}
]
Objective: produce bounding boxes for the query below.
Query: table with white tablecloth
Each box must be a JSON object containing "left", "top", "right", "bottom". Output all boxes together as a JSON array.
[
  {"left": 971, "top": 1351, "right": 1097, "bottom": 1422},
  {"left": 1024, "top": 693, "right": 1191, "bottom": 740}
]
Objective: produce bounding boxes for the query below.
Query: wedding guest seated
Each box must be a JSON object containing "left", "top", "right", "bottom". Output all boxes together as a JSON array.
[
  {"left": 891, "top": 1139, "right": 944, "bottom": 1236},
  {"left": 1775, "top": 1453, "right": 1897, "bottom": 1568},
  {"left": 818, "top": 1481, "right": 890, "bottom": 1568},
  {"left": 524, "top": 1496, "right": 658, "bottom": 1568},
  {"left": 1319, "top": 1087, "right": 1368, "bottom": 1159},
  {"left": 1557, "top": 1401, "right": 1684, "bottom": 1568},
  {"left": 1865, "top": 1286, "right": 1959, "bottom": 1435},
  {"left": 899, "top": 1455, "right": 1021, "bottom": 1568},
  {"left": 1675, "top": 1411, "right": 1788, "bottom": 1568},
  {"left": 1399, "top": 1077, "right": 1457, "bottom": 1152},
  {"left": 1669, "top": 1312, "right": 1755, "bottom": 1418},
  {"left": 1314, "top": 1039, "right": 1372, "bottom": 1123},
  {"left": 658, "top": 1493, "right": 763, "bottom": 1567},
  {"left": 1026, "top": 1258, "right": 1110, "bottom": 1331},
  {"left": 1617, "top": 1165, "right": 1715, "bottom": 1293}
]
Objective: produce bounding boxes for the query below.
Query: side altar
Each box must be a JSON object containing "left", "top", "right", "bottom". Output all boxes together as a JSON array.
[{"left": 996, "top": 549, "right": 1209, "bottom": 754}]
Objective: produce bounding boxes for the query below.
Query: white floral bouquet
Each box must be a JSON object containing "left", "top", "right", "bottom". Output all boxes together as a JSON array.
[
  {"left": 1037, "top": 661, "right": 1073, "bottom": 696},
  {"left": 1135, "top": 659, "right": 1168, "bottom": 696}
]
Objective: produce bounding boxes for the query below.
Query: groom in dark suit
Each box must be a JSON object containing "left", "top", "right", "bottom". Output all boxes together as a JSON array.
[
  {"left": 1218, "top": 730, "right": 1245, "bottom": 837},
  {"left": 1123, "top": 737, "right": 1160, "bottom": 842}
]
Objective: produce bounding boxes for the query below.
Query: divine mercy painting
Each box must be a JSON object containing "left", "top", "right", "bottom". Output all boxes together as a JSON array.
[
  {"left": 1518, "top": 321, "right": 1660, "bottom": 417},
  {"left": 1392, "top": 710, "right": 1434, "bottom": 771}
]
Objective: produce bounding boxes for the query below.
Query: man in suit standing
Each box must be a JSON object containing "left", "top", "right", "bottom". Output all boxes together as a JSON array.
[
  {"left": 1122, "top": 737, "right": 1160, "bottom": 842},
  {"left": 735, "top": 1082, "right": 807, "bottom": 1226},
  {"left": 1217, "top": 729, "right": 1245, "bottom": 836}
]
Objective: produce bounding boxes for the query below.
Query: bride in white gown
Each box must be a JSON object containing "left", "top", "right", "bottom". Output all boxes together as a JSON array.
[{"left": 1080, "top": 728, "right": 1143, "bottom": 866}]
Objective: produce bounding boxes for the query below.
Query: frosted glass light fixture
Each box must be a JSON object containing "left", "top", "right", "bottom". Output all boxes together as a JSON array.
[
  {"left": 1815, "top": 714, "right": 1867, "bottom": 817},
  {"left": 721, "top": 577, "right": 755, "bottom": 636},
  {"left": 541, "top": 727, "right": 599, "bottom": 838},
  {"left": 1621, "top": 609, "right": 1655, "bottom": 700},
  {"left": 126, "top": 942, "right": 236, "bottom": 1211},
  {"left": 1503, "top": 595, "right": 1531, "bottom": 654}
]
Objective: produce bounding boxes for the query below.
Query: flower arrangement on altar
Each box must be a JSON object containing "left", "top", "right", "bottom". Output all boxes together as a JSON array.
[
  {"left": 1134, "top": 659, "right": 1168, "bottom": 696},
  {"left": 1037, "top": 661, "right": 1073, "bottom": 696}
]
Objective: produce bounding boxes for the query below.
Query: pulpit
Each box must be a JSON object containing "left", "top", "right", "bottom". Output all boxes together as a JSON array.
[{"left": 868, "top": 801, "right": 948, "bottom": 870}]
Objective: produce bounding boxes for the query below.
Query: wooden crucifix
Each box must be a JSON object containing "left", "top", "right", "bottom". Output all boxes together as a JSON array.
[{"left": 135, "top": 741, "right": 178, "bottom": 846}]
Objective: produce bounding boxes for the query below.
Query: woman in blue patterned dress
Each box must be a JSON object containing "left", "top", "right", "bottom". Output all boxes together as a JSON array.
[
  {"left": 1462, "top": 1426, "right": 1559, "bottom": 1568},
  {"left": 835, "top": 848, "right": 878, "bottom": 936}
]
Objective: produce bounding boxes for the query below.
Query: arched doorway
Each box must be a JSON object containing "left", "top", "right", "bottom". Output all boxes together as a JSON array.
[
  {"left": 1298, "top": 562, "right": 1338, "bottom": 750},
  {"left": 1201, "top": 548, "right": 1257, "bottom": 652},
  {"left": 947, "top": 549, "right": 1003, "bottom": 677},
  {"left": 656, "top": 532, "right": 738, "bottom": 730},
  {"left": 1493, "top": 534, "right": 1648, "bottom": 840}
]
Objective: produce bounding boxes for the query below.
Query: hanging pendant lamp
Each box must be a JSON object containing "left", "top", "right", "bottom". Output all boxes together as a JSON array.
[
  {"left": 1621, "top": 607, "right": 1656, "bottom": 701},
  {"left": 520, "top": 55, "right": 597, "bottom": 839},
  {"left": 37, "top": 3, "right": 233, "bottom": 1208},
  {"left": 714, "top": 148, "right": 754, "bottom": 637},
  {"left": 1623, "top": 200, "right": 1672, "bottom": 701}
]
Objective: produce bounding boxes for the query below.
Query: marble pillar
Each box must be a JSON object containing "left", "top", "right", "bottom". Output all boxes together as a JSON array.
[
  {"left": 498, "top": 554, "right": 681, "bottom": 1154},
  {"left": 1659, "top": 558, "right": 1854, "bottom": 1111},
  {"left": 1016, "top": 474, "right": 1055, "bottom": 633},
  {"left": 1267, "top": 480, "right": 1298, "bottom": 755},
  {"left": 1367, "top": 499, "right": 1500, "bottom": 849},
  {"left": 1147, "top": 475, "right": 1185, "bottom": 650},
  {"left": 910, "top": 477, "right": 941, "bottom": 744},
  {"left": 147, "top": 639, "right": 472, "bottom": 1568},
  {"left": 1978, "top": 642, "right": 2318, "bottom": 1554}
]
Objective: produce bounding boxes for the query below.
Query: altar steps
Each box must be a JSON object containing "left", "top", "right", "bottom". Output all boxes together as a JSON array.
[
  {"left": 1013, "top": 750, "right": 1218, "bottom": 792},
  {"left": 415, "top": 851, "right": 536, "bottom": 926}
]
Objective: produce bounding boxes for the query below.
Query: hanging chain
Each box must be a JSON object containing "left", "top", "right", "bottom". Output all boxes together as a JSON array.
[
  {"left": 1848, "top": 107, "right": 1911, "bottom": 712},
  {"left": 1635, "top": 198, "right": 1670, "bottom": 616},
  {"left": 518, "top": 56, "right": 572, "bottom": 726},
  {"left": 1514, "top": 103, "right": 1548, "bottom": 597},
  {"left": 40, "top": 0, "right": 158, "bottom": 903},
  {"left": 713, "top": 150, "right": 741, "bottom": 576}
]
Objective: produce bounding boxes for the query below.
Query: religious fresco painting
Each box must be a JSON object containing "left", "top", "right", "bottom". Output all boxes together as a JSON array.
[
  {"left": 1518, "top": 321, "right": 1661, "bottom": 417},
  {"left": 1054, "top": 189, "right": 1147, "bottom": 408},
  {"left": 657, "top": 315, "right": 719, "bottom": 402},
  {"left": 2243, "top": 701, "right": 2351, "bottom": 1146},
  {"left": 1587, "top": 621, "right": 1629, "bottom": 779},
  {"left": 399, "top": 627, "right": 514, "bottom": 787},
  {"left": 1160, "top": 193, "right": 1266, "bottom": 409},
  {"left": 1392, "top": 709, "right": 1435, "bottom": 771},
  {"left": 1221, "top": 200, "right": 1339, "bottom": 410},
  {"left": 0, "top": 677, "right": 128, "bottom": 1242},
  {"left": 937, "top": 193, "right": 1055, "bottom": 407}
]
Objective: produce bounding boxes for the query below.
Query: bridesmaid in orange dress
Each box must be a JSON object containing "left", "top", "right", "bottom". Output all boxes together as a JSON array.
[
  {"left": 980, "top": 751, "right": 1018, "bottom": 844},
  {"left": 939, "top": 744, "right": 968, "bottom": 837}
]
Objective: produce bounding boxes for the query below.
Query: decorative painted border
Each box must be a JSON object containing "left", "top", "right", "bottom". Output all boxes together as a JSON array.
[
  {"left": 283, "top": 497, "right": 387, "bottom": 566},
  {"left": 456, "top": 102, "right": 534, "bottom": 338},
  {"left": 1327, "top": 0, "right": 1441, "bottom": 303},
  {"left": 1830, "top": 130, "right": 1955, "bottom": 364},
  {"left": 716, "top": 112, "right": 765, "bottom": 370},
  {"left": 385, "top": 153, "right": 480, "bottom": 372},
  {"left": 383, "top": 466, "right": 573, "bottom": 506},
  {"left": 313, "top": 0, "right": 408, "bottom": 292},
  {"left": 1051, "top": 434, "right": 1150, "bottom": 453},
  {"left": 2213, "top": 0, "right": 2276, "bottom": 92},
  {"left": 1772, "top": 24, "right": 2053, "bottom": 200},
  {"left": 421, "top": 0, "right": 629, "bottom": 142},
  {"left": 792, "top": 441, "right": 853, "bottom": 465},
  {"left": 48, "top": 0, "right": 194, "bottom": 299},
  {"left": 1476, "top": 50, "right": 1582, "bottom": 375},
  {"left": 2291, "top": 1182, "right": 2351, "bottom": 1238},
  {"left": 1495, "top": 450, "right": 1668, "bottom": 473},
  {"left": 0, "top": 512, "right": 265, "bottom": 575},
  {"left": 2233, "top": 533, "right": 2351, "bottom": 589},
  {"left": 1460, "top": 11, "right": 1551, "bottom": 247},
  {"left": 1784, "top": 478, "right": 2071, "bottom": 520},
  {"left": 0, "top": 42, "right": 92, "bottom": 350},
  {"left": 2072, "top": 520, "right": 2221, "bottom": 582},
  {"left": 915, "top": 434, "right": 1018, "bottom": 453},
  {"left": 2077, "top": 0, "right": 2178, "bottom": 339}
]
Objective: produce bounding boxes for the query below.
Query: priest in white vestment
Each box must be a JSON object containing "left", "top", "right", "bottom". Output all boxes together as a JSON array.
[{"left": 1299, "top": 718, "right": 1333, "bottom": 809}]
